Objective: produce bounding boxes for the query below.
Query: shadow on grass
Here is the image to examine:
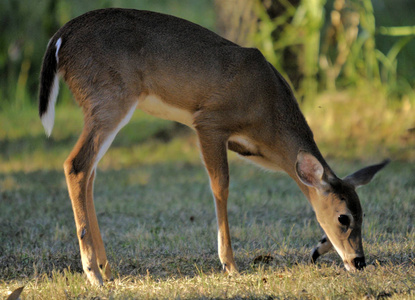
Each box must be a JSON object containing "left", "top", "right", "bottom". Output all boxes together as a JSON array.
[{"left": 0, "top": 122, "right": 189, "bottom": 160}]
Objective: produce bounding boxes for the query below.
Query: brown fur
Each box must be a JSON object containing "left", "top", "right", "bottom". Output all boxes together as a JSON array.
[{"left": 39, "top": 8, "right": 389, "bottom": 285}]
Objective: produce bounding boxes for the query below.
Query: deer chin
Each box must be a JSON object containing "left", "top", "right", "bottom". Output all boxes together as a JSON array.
[
  {"left": 344, "top": 262, "right": 352, "bottom": 271},
  {"left": 328, "top": 239, "right": 363, "bottom": 271}
]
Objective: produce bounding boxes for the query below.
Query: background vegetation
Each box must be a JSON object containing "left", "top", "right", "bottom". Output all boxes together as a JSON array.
[
  {"left": 0, "top": 0, "right": 414, "bottom": 299},
  {"left": 215, "top": 0, "right": 415, "bottom": 160},
  {"left": 1, "top": 0, "right": 414, "bottom": 159}
]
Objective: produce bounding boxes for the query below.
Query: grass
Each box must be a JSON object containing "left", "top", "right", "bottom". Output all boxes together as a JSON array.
[
  {"left": 0, "top": 100, "right": 414, "bottom": 299},
  {"left": 1, "top": 0, "right": 414, "bottom": 297}
]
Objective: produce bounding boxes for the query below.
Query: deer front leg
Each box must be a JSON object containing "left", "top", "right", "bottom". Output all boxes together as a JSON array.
[
  {"left": 86, "top": 170, "right": 112, "bottom": 281},
  {"left": 311, "top": 234, "right": 334, "bottom": 263},
  {"left": 197, "top": 130, "right": 238, "bottom": 274}
]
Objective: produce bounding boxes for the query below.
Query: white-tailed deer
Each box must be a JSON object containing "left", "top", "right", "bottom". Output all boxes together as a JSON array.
[{"left": 39, "top": 8, "right": 389, "bottom": 285}]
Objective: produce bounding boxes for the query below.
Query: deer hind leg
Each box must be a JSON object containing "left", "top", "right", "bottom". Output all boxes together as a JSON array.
[
  {"left": 196, "top": 129, "right": 238, "bottom": 274},
  {"left": 64, "top": 101, "right": 137, "bottom": 285},
  {"left": 86, "top": 169, "right": 112, "bottom": 280},
  {"left": 311, "top": 234, "right": 334, "bottom": 263}
]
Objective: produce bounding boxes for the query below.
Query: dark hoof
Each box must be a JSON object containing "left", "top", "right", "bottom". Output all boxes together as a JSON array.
[{"left": 311, "top": 247, "right": 320, "bottom": 263}]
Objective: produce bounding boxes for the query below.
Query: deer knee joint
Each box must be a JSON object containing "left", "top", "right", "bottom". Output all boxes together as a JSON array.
[{"left": 64, "top": 159, "right": 81, "bottom": 177}]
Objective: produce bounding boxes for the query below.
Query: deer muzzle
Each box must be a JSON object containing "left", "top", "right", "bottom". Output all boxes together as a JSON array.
[
  {"left": 344, "top": 256, "right": 366, "bottom": 271},
  {"left": 352, "top": 256, "right": 366, "bottom": 270}
]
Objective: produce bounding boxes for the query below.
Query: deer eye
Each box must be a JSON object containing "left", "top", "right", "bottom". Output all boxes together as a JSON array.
[{"left": 338, "top": 214, "right": 351, "bottom": 227}]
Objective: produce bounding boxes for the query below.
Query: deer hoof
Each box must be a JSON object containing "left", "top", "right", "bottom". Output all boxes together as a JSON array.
[{"left": 311, "top": 247, "right": 320, "bottom": 263}]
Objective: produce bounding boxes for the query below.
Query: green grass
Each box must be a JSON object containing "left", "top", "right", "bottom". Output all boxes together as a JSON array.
[{"left": 0, "top": 103, "right": 414, "bottom": 299}]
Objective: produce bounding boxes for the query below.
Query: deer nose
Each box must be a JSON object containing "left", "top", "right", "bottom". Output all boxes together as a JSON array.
[{"left": 353, "top": 257, "right": 366, "bottom": 270}]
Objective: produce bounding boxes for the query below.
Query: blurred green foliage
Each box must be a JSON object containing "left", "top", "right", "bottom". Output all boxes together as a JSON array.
[
  {"left": 253, "top": 0, "right": 415, "bottom": 100},
  {"left": 0, "top": 0, "right": 215, "bottom": 109},
  {"left": 0, "top": 0, "right": 414, "bottom": 108}
]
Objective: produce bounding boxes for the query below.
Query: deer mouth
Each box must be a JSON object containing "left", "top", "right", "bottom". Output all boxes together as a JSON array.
[{"left": 344, "top": 256, "right": 366, "bottom": 271}]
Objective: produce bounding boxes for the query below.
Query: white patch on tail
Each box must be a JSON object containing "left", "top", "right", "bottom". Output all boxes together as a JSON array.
[
  {"left": 41, "top": 38, "right": 62, "bottom": 137},
  {"left": 55, "top": 37, "right": 62, "bottom": 63},
  {"left": 41, "top": 74, "right": 59, "bottom": 137}
]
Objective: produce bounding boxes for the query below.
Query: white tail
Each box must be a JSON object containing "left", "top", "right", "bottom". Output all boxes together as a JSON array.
[
  {"left": 39, "top": 38, "right": 62, "bottom": 136},
  {"left": 39, "top": 8, "right": 389, "bottom": 285}
]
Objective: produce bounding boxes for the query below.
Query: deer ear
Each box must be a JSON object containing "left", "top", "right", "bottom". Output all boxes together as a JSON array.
[
  {"left": 295, "top": 151, "right": 327, "bottom": 189},
  {"left": 343, "top": 159, "right": 390, "bottom": 188}
]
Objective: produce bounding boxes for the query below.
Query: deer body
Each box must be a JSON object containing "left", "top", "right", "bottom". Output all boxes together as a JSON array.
[{"left": 39, "top": 9, "right": 388, "bottom": 285}]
